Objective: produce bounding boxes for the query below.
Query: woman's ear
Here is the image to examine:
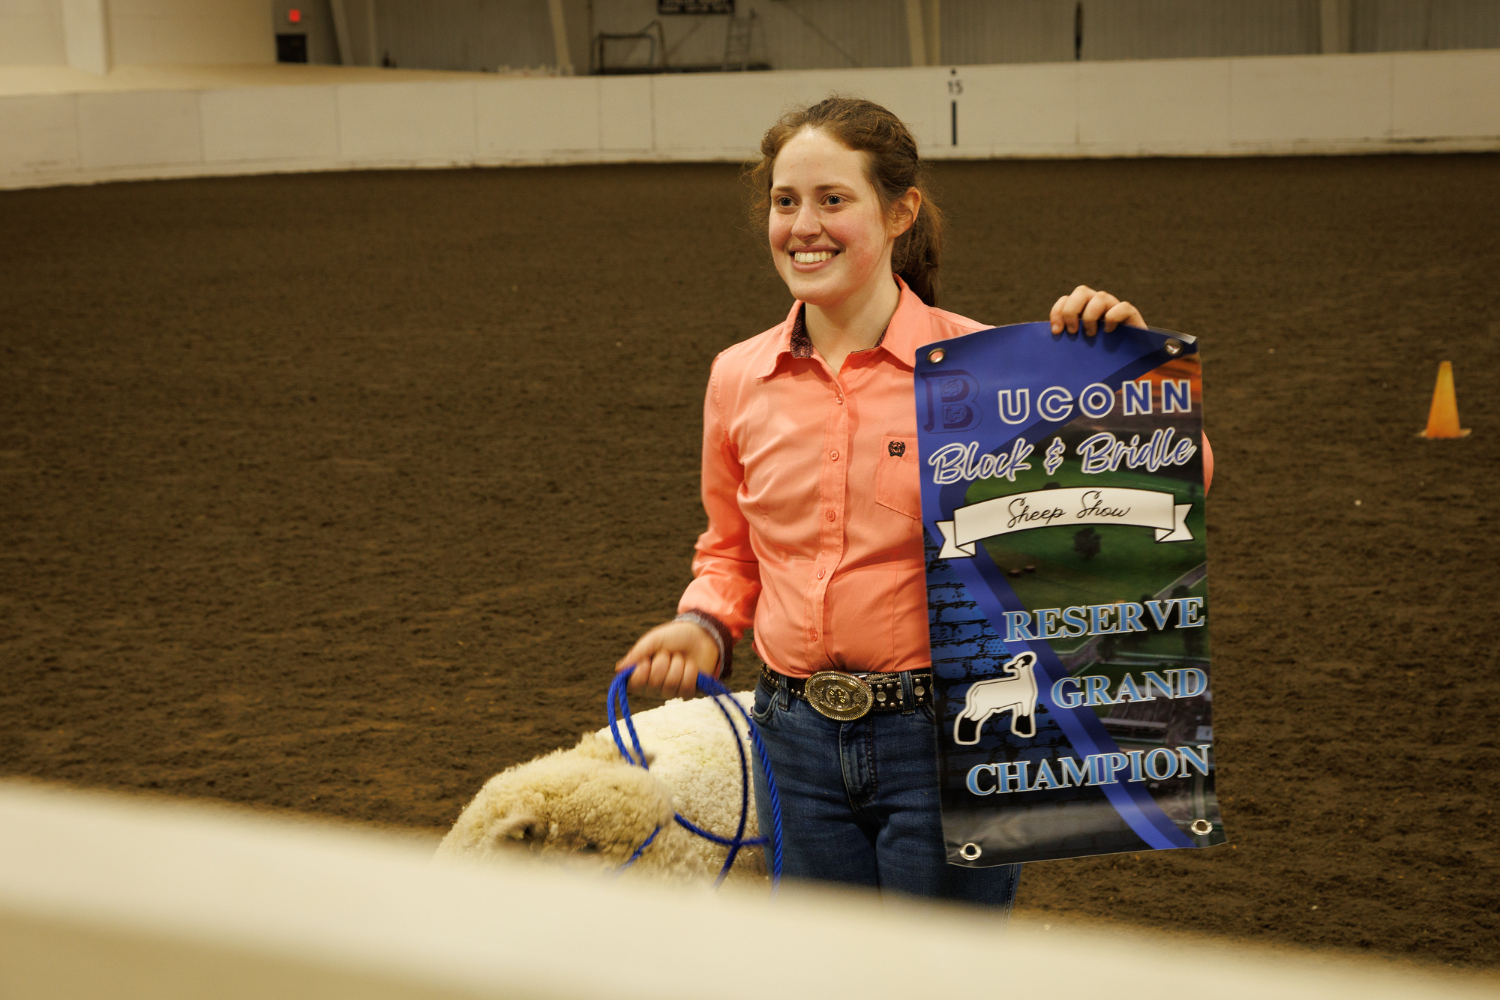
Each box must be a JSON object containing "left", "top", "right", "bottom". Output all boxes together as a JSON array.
[{"left": 888, "top": 186, "right": 922, "bottom": 238}]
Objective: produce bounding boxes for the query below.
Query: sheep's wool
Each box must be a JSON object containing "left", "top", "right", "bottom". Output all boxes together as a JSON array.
[{"left": 436, "top": 693, "right": 766, "bottom": 885}]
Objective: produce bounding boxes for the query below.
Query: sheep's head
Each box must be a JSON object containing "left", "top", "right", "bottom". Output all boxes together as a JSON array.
[{"left": 437, "top": 732, "right": 674, "bottom": 872}]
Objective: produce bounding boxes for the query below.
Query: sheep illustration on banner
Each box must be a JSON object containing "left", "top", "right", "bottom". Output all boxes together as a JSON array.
[{"left": 916, "top": 322, "right": 1226, "bottom": 867}]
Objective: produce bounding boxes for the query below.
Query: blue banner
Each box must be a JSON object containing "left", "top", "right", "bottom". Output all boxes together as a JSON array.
[{"left": 916, "top": 322, "right": 1225, "bottom": 866}]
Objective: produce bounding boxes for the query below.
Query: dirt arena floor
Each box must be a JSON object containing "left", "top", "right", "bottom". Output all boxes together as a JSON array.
[{"left": 2, "top": 154, "right": 1497, "bottom": 968}]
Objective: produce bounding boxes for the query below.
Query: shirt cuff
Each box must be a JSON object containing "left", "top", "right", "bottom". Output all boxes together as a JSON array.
[{"left": 674, "top": 609, "right": 734, "bottom": 682}]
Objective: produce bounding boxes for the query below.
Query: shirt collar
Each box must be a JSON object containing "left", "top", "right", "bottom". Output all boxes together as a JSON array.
[{"left": 755, "top": 275, "right": 931, "bottom": 379}]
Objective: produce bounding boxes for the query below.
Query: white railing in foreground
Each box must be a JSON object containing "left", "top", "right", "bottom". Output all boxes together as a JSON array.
[
  {"left": 1, "top": 49, "right": 1497, "bottom": 191},
  {"left": 0, "top": 780, "right": 1493, "bottom": 1000}
]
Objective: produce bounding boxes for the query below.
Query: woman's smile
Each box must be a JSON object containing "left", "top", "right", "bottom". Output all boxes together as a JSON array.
[{"left": 791, "top": 247, "right": 840, "bottom": 269}]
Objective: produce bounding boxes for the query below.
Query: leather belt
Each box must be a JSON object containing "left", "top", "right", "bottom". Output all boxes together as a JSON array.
[{"left": 760, "top": 664, "right": 933, "bottom": 721}]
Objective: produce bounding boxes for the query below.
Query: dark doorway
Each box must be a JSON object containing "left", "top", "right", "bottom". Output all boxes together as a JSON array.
[{"left": 276, "top": 33, "right": 308, "bottom": 63}]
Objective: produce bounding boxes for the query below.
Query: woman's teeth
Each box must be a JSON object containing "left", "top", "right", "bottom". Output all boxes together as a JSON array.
[{"left": 794, "top": 251, "right": 835, "bottom": 263}]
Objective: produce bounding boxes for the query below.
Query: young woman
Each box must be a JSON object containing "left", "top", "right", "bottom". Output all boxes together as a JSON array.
[{"left": 615, "top": 97, "right": 1163, "bottom": 906}]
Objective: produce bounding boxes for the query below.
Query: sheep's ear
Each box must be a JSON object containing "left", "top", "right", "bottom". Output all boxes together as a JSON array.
[{"left": 487, "top": 813, "right": 542, "bottom": 844}]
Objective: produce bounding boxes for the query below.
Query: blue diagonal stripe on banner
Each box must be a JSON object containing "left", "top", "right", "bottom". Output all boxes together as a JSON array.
[{"left": 945, "top": 545, "right": 1194, "bottom": 851}]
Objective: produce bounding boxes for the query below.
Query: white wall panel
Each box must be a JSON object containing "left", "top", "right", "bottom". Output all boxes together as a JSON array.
[
  {"left": 0, "top": 0, "right": 66, "bottom": 66},
  {"left": 0, "top": 93, "right": 78, "bottom": 173},
  {"left": 75, "top": 88, "right": 201, "bottom": 168},
  {"left": 598, "top": 74, "right": 652, "bottom": 149},
  {"left": 1078, "top": 58, "right": 1231, "bottom": 153},
  {"left": 1, "top": 782, "right": 1490, "bottom": 1000},
  {"left": 3, "top": 50, "right": 1497, "bottom": 190},
  {"left": 848, "top": 67, "right": 951, "bottom": 150},
  {"left": 1392, "top": 49, "right": 1500, "bottom": 139},
  {"left": 200, "top": 85, "right": 339, "bottom": 162},
  {"left": 955, "top": 62, "right": 1078, "bottom": 153},
  {"left": 108, "top": 0, "right": 275, "bottom": 66},
  {"left": 652, "top": 67, "right": 951, "bottom": 156},
  {"left": 336, "top": 80, "right": 475, "bottom": 161},
  {"left": 651, "top": 69, "right": 809, "bottom": 153},
  {"left": 1230, "top": 53, "right": 1391, "bottom": 144},
  {"left": 476, "top": 75, "right": 596, "bottom": 154}
]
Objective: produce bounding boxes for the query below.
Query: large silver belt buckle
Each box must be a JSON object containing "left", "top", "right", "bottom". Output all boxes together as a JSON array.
[{"left": 805, "top": 672, "right": 873, "bottom": 721}]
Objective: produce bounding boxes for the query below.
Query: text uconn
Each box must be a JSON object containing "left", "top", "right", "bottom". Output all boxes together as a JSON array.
[{"left": 998, "top": 378, "right": 1193, "bottom": 426}]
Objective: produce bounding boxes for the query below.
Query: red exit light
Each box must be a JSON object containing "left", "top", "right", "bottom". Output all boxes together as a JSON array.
[{"left": 287, "top": 8, "right": 302, "bottom": 23}]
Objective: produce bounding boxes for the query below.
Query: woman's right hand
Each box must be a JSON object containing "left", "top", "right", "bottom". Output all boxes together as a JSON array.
[
  {"left": 615, "top": 621, "right": 719, "bottom": 700},
  {"left": 1050, "top": 285, "right": 1145, "bottom": 335}
]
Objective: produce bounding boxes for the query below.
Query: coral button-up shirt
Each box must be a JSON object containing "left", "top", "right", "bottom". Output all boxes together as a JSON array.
[{"left": 679, "top": 280, "right": 986, "bottom": 678}]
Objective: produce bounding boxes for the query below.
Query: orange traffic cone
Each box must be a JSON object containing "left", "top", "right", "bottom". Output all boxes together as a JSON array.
[{"left": 1420, "top": 361, "right": 1470, "bottom": 439}]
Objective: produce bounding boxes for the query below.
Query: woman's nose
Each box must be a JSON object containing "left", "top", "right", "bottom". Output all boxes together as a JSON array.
[{"left": 790, "top": 203, "right": 821, "bottom": 240}]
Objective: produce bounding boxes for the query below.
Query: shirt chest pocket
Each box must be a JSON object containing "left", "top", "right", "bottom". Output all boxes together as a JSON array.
[{"left": 875, "top": 435, "right": 921, "bottom": 520}]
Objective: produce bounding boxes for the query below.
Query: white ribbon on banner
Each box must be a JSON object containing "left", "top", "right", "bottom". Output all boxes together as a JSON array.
[{"left": 934, "top": 487, "right": 1193, "bottom": 559}]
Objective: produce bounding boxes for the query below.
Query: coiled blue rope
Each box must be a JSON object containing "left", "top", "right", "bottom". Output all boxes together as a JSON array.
[{"left": 607, "top": 667, "right": 784, "bottom": 889}]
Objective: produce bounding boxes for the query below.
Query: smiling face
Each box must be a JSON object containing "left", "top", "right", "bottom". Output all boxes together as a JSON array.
[{"left": 768, "top": 127, "right": 911, "bottom": 311}]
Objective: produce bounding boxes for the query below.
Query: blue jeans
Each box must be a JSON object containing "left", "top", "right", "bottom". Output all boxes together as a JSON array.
[{"left": 750, "top": 672, "right": 1021, "bottom": 908}]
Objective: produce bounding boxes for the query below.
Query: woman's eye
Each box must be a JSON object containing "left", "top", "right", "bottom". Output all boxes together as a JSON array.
[
  {"left": 775, "top": 196, "right": 794, "bottom": 208},
  {"left": 826, "top": 195, "right": 843, "bottom": 206}
]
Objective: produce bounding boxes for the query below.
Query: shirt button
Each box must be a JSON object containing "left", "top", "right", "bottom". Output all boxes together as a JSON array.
[
  {"left": 835, "top": 395, "right": 844, "bottom": 404},
  {"left": 825, "top": 510, "right": 836, "bottom": 521},
  {"left": 830, "top": 450, "right": 839, "bottom": 461},
  {"left": 816, "top": 567, "right": 826, "bottom": 579},
  {"left": 810, "top": 630, "right": 819, "bottom": 640}
]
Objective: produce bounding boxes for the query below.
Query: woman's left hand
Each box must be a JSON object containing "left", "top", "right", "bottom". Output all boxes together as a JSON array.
[{"left": 1050, "top": 285, "right": 1146, "bottom": 336}]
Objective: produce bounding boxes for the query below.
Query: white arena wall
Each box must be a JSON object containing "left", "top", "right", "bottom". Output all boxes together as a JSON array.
[
  {"left": 2, "top": 780, "right": 1497, "bottom": 1000},
  {"left": 1, "top": 48, "right": 1498, "bottom": 191}
]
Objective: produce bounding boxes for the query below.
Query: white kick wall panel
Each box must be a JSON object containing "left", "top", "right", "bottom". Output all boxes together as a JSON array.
[
  {"left": 651, "top": 70, "right": 811, "bottom": 155},
  {"left": 200, "top": 85, "right": 339, "bottom": 163},
  {"left": 1230, "top": 53, "right": 1392, "bottom": 145},
  {"left": 0, "top": 94, "right": 78, "bottom": 174},
  {"left": 597, "top": 75, "right": 652, "bottom": 151},
  {"left": 1, "top": 780, "right": 1492, "bottom": 1000},
  {"left": 6, "top": 50, "right": 1500, "bottom": 190},
  {"left": 336, "top": 81, "right": 475, "bottom": 163},
  {"left": 1078, "top": 58, "right": 1231, "bottom": 153},
  {"left": 652, "top": 68, "right": 950, "bottom": 157},
  {"left": 849, "top": 68, "right": 952, "bottom": 152},
  {"left": 954, "top": 63, "right": 1079, "bottom": 154},
  {"left": 75, "top": 88, "right": 202, "bottom": 169},
  {"left": 475, "top": 77, "right": 597, "bottom": 156},
  {"left": 1392, "top": 50, "right": 1500, "bottom": 139}
]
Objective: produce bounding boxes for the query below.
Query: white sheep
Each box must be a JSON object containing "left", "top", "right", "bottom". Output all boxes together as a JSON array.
[{"left": 436, "top": 692, "right": 767, "bottom": 885}]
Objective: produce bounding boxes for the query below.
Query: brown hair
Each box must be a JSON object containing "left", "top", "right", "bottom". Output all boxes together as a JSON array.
[{"left": 747, "top": 96, "right": 944, "bottom": 306}]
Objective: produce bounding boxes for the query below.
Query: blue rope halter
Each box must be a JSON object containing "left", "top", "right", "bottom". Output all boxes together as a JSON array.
[{"left": 606, "top": 668, "right": 784, "bottom": 888}]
